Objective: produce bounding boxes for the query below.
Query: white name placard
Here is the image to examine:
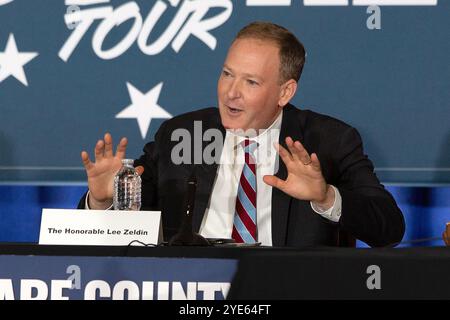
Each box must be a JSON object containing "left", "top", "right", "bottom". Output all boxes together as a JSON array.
[{"left": 39, "top": 209, "right": 162, "bottom": 246}]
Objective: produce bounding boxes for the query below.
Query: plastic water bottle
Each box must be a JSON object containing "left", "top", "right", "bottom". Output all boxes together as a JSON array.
[{"left": 113, "top": 159, "right": 141, "bottom": 210}]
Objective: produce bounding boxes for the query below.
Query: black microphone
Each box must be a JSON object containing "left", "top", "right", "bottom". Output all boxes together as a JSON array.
[{"left": 168, "top": 169, "right": 210, "bottom": 246}]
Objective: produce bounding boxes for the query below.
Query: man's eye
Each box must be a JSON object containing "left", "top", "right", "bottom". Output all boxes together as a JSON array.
[
  {"left": 222, "top": 70, "right": 231, "bottom": 77},
  {"left": 247, "top": 79, "right": 259, "bottom": 86}
]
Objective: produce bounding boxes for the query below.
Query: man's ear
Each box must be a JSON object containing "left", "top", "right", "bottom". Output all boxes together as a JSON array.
[{"left": 278, "top": 79, "right": 298, "bottom": 107}]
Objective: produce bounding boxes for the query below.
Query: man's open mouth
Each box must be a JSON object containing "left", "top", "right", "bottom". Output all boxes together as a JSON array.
[{"left": 227, "top": 106, "right": 242, "bottom": 114}]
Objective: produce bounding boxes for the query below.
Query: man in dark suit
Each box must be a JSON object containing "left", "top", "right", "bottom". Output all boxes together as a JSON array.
[{"left": 79, "top": 21, "right": 405, "bottom": 247}]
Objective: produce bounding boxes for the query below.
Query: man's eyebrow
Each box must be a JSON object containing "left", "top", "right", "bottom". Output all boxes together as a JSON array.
[
  {"left": 223, "top": 64, "right": 263, "bottom": 80},
  {"left": 222, "top": 64, "right": 233, "bottom": 71}
]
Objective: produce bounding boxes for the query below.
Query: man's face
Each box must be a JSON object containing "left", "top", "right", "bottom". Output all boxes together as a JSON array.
[{"left": 217, "top": 38, "right": 287, "bottom": 132}]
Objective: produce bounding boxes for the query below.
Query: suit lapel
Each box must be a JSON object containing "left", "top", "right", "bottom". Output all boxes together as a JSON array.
[{"left": 271, "top": 105, "right": 305, "bottom": 246}]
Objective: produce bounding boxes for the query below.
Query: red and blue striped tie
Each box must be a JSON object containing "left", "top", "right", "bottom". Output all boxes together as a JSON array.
[{"left": 232, "top": 139, "right": 257, "bottom": 243}]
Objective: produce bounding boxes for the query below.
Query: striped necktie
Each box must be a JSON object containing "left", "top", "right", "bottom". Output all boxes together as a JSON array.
[{"left": 232, "top": 139, "right": 257, "bottom": 243}]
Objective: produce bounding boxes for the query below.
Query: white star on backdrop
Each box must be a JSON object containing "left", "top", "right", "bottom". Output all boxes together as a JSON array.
[
  {"left": 116, "top": 82, "right": 172, "bottom": 139},
  {"left": 0, "top": 0, "right": 14, "bottom": 6},
  {"left": 0, "top": 34, "right": 38, "bottom": 86}
]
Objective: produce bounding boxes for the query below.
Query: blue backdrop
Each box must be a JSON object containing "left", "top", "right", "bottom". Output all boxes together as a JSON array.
[{"left": 0, "top": 0, "right": 448, "bottom": 184}]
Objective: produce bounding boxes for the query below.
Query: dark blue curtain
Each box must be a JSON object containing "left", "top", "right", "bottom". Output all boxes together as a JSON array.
[{"left": 0, "top": 185, "right": 449, "bottom": 247}]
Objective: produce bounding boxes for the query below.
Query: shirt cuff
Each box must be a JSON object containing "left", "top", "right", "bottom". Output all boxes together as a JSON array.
[
  {"left": 85, "top": 190, "right": 113, "bottom": 210},
  {"left": 310, "top": 185, "right": 342, "bottom": 223}
]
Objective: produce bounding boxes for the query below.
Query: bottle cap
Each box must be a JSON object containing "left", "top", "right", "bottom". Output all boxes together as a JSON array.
[{"left": 121, "top": 159, "right": 134, "bottom": 166}]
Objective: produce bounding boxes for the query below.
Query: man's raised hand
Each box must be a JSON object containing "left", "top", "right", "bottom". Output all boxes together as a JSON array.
[
  {"left": 263, "top": 137, "right": 335, "bottom": 209},
  {"left": 81, "top": 133, "right": 128, "bottom": 209}
]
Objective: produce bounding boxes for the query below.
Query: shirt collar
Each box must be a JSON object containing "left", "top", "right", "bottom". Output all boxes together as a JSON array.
[{"left": 221, "top": 111, "right": 283, "bottom": 168}]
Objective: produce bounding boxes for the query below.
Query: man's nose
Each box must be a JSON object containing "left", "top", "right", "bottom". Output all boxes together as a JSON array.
[{"left": 227, "top": 80, "right": 241, "bottom": 99}]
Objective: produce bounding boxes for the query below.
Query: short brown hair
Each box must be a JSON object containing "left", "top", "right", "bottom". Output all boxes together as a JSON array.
[{"left": 235, "top": 21, "right": 306, "bottom": 83}]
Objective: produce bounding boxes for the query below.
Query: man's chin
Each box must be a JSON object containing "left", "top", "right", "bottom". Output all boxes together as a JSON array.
[
  {"left": 220, "top": 114, "right": 242, "bottom": 130},
  {"left": 221, "top": 119, "right": 246, "bottom": 131}
]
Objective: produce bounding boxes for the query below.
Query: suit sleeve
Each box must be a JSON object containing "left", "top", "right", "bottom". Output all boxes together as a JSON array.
[
  {"left": 335, "top": 127, "right": 405, "bottom": 247},
  {"left": 77, "top": 192, "right": 88, "bottom": 209}
]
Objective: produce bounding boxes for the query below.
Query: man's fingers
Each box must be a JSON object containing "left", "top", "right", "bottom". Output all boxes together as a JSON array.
[
  {"left": 274, "top": 142, "right": 293, "bottom": 165},
  {"left": 81, "top": 151, "right": 93, "bottom": 171},
  {"left": 116, "top": 137, "right": 128, "bottom": 159},
  {"left": 104, "top": 133, "right": 113, "bottom": 158},
  {"left": 263, "top": 175, "right": 286, "bottom": 191},
  {"left": 310, "top": 153, "right": 321, "bottom": 171},
  {"left": 285, "top": 137, "right": 301, "bottom": 161},
  {"left": 94, "top": 140, "right": 105, "bottom": 161},
  {"left": 285, "top": 137, "right": 312, "bottom": 165},
  {"left": 293, "top": 140, "right": 312, "bottom": 165},
  {"left": 135, "top": 165, "right": 144, "bottom": 176}
]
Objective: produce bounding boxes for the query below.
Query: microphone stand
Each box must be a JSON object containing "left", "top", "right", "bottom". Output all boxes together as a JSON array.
[{"left": 168, "top": 170, "right": 210, "bottom": 246}]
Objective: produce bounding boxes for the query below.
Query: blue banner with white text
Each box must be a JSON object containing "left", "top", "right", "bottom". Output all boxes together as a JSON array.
[
  {"left": 0, "top": 0, "right": 448, "bottom": 184},
  {"left": 0, "top": 255, "right": 237, "bottom": 300}
]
